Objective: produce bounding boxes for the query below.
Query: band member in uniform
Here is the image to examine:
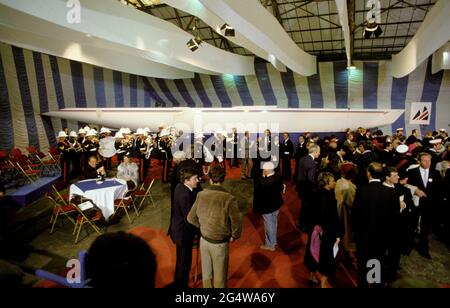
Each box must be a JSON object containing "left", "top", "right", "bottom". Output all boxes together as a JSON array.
[
  {"left": 84, "top": 129, "right": 99, "bottom": 171},
  {"left": 68, "top": 131, "right": 81, "bottom": 179},
  {"left": 159, "top": 130, "right": 173, "bottom": 183},
  {"left": 77, "top": 128, "right": 88, "bottom": 173},
  {"left": 134, "top": 128, "right": 148, "bottom": 181},
  {"left": 114, "top": 131, "right": 127, "bottom": 163},
  {"left": 57, "top": 131, "right": 70, "bottom": 182},
  {"left": 99, "top": 127, "right": 113, "bottom": 170}
]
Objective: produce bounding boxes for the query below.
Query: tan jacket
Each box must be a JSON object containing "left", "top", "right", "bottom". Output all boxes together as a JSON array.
[
  {"left": 187, "top": 185, "right": 242, "bottom": 243},
  {"left": 335, "top": 178, "right": 356, "bottom": 251}
]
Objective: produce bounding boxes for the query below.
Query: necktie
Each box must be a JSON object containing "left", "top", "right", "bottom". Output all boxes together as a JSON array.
[{"left": 422, "top": 169, "right": 428, "bottom": 187}]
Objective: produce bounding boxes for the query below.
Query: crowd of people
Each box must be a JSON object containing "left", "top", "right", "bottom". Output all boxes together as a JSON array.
[
  {"left": 293, "top": 127, "right": 450, "bottom": 287},
  {"left": 165, "top": 125, "right": 449, "bottom": 288},
  {"left": 2, "top": 124, "right": 450, "bottom": 288}
]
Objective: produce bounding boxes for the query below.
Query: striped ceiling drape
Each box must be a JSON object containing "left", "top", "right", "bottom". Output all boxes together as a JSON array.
[{"left": 0, "top": 42, "right": 449, "bottom": 152}]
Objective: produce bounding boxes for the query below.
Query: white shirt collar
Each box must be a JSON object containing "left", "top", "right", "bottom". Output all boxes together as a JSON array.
[
  {"left": 419, "top": 167, "right": 429, "bottom": 173},
  {"left": 369, "top": 179, "right": 381, "bottom": 183},
  {"left": 383, "top": 182, "right": 395, "bottom": 188},
  {"left": 184, "top": 184, "right": 193, "bottom": 192}
]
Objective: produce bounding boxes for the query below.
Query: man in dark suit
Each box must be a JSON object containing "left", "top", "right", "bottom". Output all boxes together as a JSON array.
[
  {"left": 84, "top": 156, "right": 105, "bottom": 180},
  {"left": 293, "top": 135, "right": 308, "bottom": 184},
  {"left": 168, "top": 168, "right": 200, "bottom": 288},
  {"left": 444, "top": 168, "right": 450, "bottom": 245},
  {"left": 355, "top": 141, "right": 379, "bottom": 186},
  {"left": 296, "top": 144, "right": 320, "bottom": 232},
  {"left": 280, "top": 132, "right": 294, "bottom": 181},
  {"left": 352, "top": 162, "right": 399, "bottom": 288},
  {"left": 405, "top": 129, "right": 421, "bottom": 145},
  {"left": 406, "top": 152, "right": 443, "bottom": 259}
]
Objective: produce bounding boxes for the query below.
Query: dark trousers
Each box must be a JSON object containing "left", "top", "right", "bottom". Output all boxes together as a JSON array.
[
  {"left": 175, "top": 243, "right": 193, "bottom": 288},
  {"left": 162, "top": 159, "right": 172, "bottom": 183},
  {"left": 415, "top": 211, "right": 431, "bottom": 254},
  {"left": 281, "top": 157, "right": 291, "bottom": 180},
  {"left": 297, "top": 198, "right": 313, "bottom": 233},
  {"left": 356, "top": 247, "right": 387, "bottom": 288},
  {"left": 60, "top": 159, "right": 68, "bottom": 183}
]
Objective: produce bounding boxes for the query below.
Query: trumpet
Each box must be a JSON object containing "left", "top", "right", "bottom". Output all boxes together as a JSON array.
[
  {"left": 145, "top": 136, "right": 154, "bottom": 159},
  {"left": 70, "top": 140, "right": 83, "bottom": 152}
]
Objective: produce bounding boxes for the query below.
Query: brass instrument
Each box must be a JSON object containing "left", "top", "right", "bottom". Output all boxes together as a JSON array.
[{"left": 145, "top": 135, "right": 154, "bottom": 159}]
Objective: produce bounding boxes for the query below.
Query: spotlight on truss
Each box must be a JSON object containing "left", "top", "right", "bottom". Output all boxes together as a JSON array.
[
  {"left": 364, "top": 23, "right": 383, "bottom": 39},
  {"left": 220, "top": 23, "right": 235, "bottom": 37},
  {"left": 187, "top": 36, "right": 203, "bottom": 52}
]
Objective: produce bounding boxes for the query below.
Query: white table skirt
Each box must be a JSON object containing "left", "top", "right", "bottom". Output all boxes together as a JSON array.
[{"left": 69, "top": 178, "right": 128, "bottom": 219}]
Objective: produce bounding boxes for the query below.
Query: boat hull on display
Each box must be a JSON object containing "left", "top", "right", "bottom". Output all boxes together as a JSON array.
[{"left": 44, "top": 107, "right": 404, "bottom": 133}]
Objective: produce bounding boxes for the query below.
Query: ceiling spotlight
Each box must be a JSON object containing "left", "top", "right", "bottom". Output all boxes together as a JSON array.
[
  {"left": 220, "top": 23, "right": 235, "bottom": 37},
  {"left": 364, "top": 23, "right": 383, "bottom": 39},
  {"left": 187, "top": 36, "right": 203, "bottom": 52}
]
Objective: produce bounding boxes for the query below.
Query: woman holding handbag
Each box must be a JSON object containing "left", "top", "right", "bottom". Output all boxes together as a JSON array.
[{"left": 304, "top": 172, "right": 343, "bottom": 288}]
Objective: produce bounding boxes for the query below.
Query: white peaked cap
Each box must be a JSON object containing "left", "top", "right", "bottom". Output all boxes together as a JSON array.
[
  {"left": 114, "top": 132, "right": 124, "bottom": 139},
  {"left": 57, "top": 131, "right": 68, "bottom": 138},
  {"left": 396, "top": 144, "right": 408, "bottom": 154},
  {"left": 86, "top": 129, "right": 97, "bottom": 137},
  {"left": 100, "top": 127, "right": 111, "bottom": 134},
  {"left": 429, "top": 139, "right": 442, "bottom": 145},
  {"left": 134, "top": 128, "right": 145, "bottom": 135}
]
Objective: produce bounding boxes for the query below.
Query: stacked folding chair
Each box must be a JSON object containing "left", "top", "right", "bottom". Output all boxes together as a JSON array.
[
  {"left": 113, "top": 189, "right": 139, "bottom": 223},
  {"left": 132, "top": 178, "right": 155, "bottom": 215},
  {"left": 35, "top": 151, "right": 60, "bottom": 176},
  {"left": 72, "top": 201, "right": 103, "bottom": 244},
  {"left": 51, "top": 182, "right": 70, "bottom": 204},
  {"left": 47, "top": 146, "right": 61, "bottom": 171},
  {"left": 46, "top": 193, "right": 77, "bottom": 234}
]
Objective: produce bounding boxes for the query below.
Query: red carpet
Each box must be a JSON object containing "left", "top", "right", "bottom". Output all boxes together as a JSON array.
[
  {"left": 34, "top": 160, "right": 357, "bottom": 288},
  {"left": 130, "top": 160, "right": 358, "bottom": 288}
]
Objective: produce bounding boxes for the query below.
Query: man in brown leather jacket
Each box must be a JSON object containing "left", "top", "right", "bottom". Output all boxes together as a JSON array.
[{"left": 187, "top": 166, "right": 242, "bottom": 288}]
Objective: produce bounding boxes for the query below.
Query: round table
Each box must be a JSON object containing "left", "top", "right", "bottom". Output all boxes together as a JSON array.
[{"left": 69, "top": 178, "right": 128, "bottom": 219}]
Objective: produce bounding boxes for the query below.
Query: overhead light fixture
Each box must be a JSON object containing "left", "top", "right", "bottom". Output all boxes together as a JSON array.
[
  {"left": 347, "top": 65, "right": 356, "bottom": 70},
  {"left": 187, "top": 18, "right": 203, "bottom": 52},
  {"left": 187, "top": 36, "right": 203, "bottom": 52},
  {"left": 364, "top": 23, "right": 383, "bottom": 39},
  {"left": 220, "top": 23, "right": 235, "bottom": 37}
]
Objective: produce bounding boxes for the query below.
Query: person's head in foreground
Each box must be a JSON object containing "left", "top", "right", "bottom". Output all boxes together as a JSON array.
[
  {"left": 209, "top": 166, "right": 226, "bottom": 185},
  {"left": 86, "top": 231, "right": 157, "bottom": 288}
]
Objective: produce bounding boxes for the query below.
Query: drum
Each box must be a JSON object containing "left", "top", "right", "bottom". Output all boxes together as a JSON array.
[{"left": 98, "top": 136, "right": 117, "bottom": 158}]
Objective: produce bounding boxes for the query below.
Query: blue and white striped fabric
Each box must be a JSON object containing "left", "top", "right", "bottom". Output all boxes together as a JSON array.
[{"left": 0, "top": 42, "right": 449, "bottom": 152}]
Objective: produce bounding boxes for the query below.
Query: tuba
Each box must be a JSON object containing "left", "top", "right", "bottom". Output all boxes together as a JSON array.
[{"left": 98, "top": 136, "right": 117, "bottom": 158}]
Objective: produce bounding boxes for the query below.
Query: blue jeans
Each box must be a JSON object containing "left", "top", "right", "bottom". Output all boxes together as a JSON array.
[{"left": 262, "top": 210, "right": 279, "bottom": 248}]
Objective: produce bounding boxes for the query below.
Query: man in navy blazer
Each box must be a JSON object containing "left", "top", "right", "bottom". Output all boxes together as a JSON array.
[
  {"left": 168, "top": 168, "right": 200, "bottom": 288},
  {"left": 406, "top": 152, "right": 443, "bottom": 259},
  {"left": 352, "top": 162, "right": 399, "bottom": 287},
  {"left": 296, "top": 144, "right": 320, "bottom": 232}
]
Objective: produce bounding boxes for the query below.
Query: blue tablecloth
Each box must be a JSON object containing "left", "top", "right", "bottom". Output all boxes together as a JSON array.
[{"left": 73, "top": 179, "right": 124, "bottom": 193}]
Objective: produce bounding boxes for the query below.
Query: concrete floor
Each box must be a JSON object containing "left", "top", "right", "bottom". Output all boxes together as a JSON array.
[{"left": 9, "top": 177, "right": 450, "bottom": 287}]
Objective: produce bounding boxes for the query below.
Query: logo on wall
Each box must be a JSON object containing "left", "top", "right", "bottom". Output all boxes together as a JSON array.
[{"left": 410, "top": 102, "right": 432, "bottom": 125}]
